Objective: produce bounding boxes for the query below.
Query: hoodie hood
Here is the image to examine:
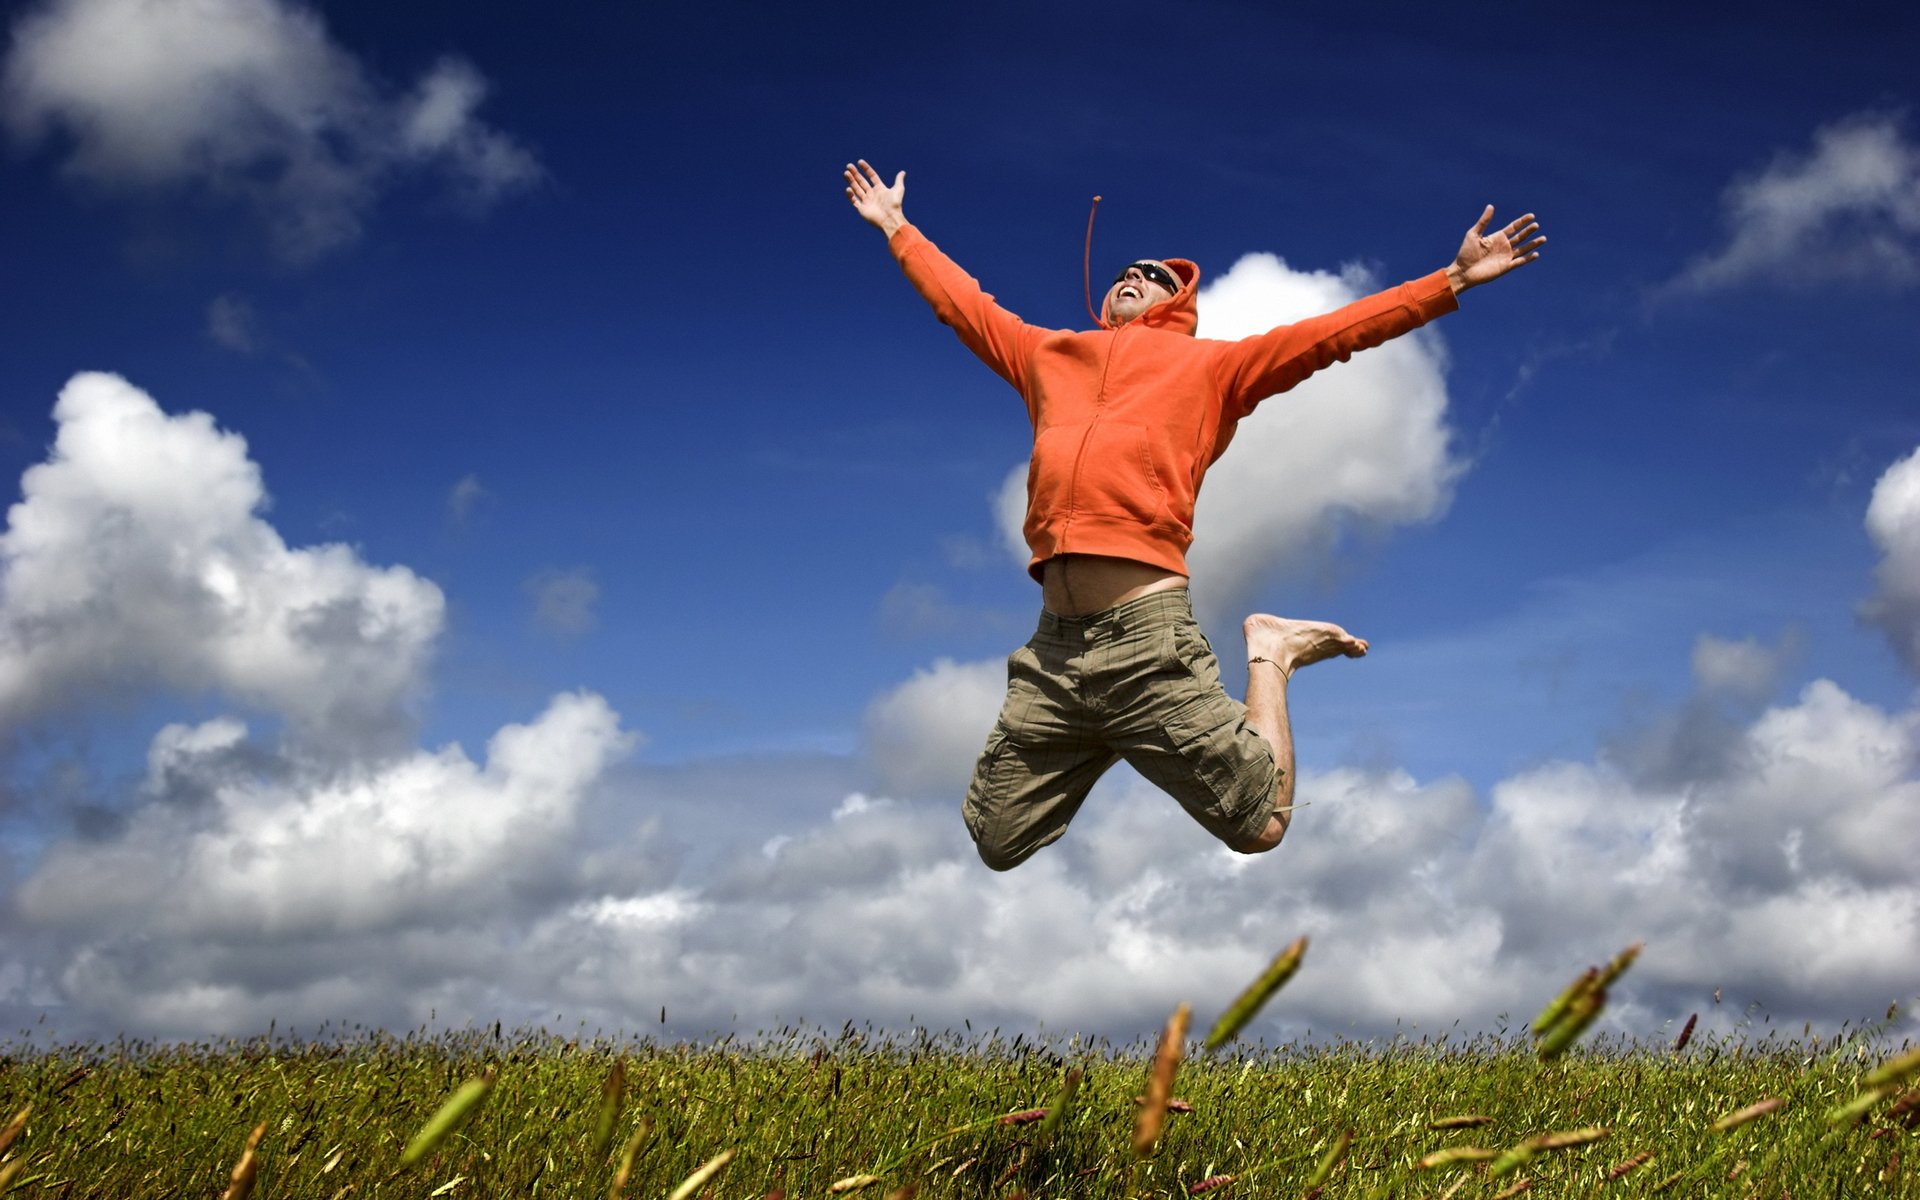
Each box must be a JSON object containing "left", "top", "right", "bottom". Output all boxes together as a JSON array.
[{"left": 1100, "top": 258, "right": 1201, "bottom": 334}]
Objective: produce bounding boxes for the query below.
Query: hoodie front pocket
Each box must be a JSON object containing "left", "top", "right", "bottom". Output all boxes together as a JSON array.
[{"left": 1031, "top": 420, "right": 1171, "bottom": 528}]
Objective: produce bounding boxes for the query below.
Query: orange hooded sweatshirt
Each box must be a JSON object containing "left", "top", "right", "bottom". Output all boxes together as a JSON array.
[{"left": 888, "top": 223, "right": 1458, "bottom": 581}]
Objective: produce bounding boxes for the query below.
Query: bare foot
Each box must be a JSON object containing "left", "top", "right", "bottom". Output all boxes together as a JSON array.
[{"left": 1242, "top": 614, "right": 1368, "bottom": 678}]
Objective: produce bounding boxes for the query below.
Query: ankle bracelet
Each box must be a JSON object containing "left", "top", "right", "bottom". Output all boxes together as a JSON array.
[{"left": 1248, "top": 656, "right": 1290, "bottom": 679}]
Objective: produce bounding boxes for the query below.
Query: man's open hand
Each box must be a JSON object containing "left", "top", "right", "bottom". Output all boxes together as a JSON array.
[
  {"left": 1446, "top": 207, "right": 1545, "bottom": 294},
  {"left": 845, "top": 160, "right": 906, "bottom": 236}
]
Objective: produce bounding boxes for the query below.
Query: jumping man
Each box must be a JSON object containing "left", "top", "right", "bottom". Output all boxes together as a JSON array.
[{"left": 845, "top": 160, "right": 1543, "bottom": 870}]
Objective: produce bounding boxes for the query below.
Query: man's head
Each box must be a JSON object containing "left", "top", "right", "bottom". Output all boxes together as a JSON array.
[{"left": 1105, "top": 259, "right": 1185, "bottom": 326}]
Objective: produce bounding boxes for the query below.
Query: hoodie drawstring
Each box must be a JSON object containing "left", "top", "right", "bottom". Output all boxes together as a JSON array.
[{"left": 1082, "top": 195, "right": 1103, "bottom": 326}]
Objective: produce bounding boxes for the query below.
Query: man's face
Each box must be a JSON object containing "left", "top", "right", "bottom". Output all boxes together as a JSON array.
[{"left": 1105, "top": 260, "right": 1180, "bottom": 326}]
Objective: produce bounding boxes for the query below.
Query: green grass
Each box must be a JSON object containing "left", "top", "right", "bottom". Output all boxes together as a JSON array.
[{"left": 0, "top": 1021, "right": 1913, "bottom": 1198}]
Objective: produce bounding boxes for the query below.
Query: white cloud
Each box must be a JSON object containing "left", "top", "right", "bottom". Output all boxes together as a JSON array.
[
  {"left": 993, "top": 254, "right": 1462, "bottom": 618},
  {"left": 19, "top": 691, "right": 634, "bottom": 939},
  {"left": 1863, "top": 444, "right": 1920, "bottom": 671},
  {"left": 1, "top": 0, "right": 540, "bottom": 261},
  {"left": 0, "top": 372, "right": 444, "bottom": 746},
  {"left": 861, "top": 656, "right": 1004, "bottom": 800},
  {"left": 1672, "top": 111, "right": 1920, "bottom": 292},
  {"left": 3, "top": 374, "right": 1914, "bottom": 1048}
]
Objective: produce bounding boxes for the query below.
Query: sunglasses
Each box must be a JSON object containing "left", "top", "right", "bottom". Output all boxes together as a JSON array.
[{"left": 1112, "top": 262, "right": 1180, "bottom": 295}]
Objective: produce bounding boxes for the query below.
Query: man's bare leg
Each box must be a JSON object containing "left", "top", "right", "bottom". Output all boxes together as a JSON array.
[{"left": 1233, "top": 615, "right": 1369, "bottom": 853}]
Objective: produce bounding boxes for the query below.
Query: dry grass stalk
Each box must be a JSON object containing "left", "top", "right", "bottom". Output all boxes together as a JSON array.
[
  {"left": 1711, "top": 1097, "right": 1787, "bottom": 1132},
  {"left": 220, "top": 1121, "right": 267, "bottom": 1200},
  {"left": 1305, "top": 1127, "right": 1354, "bottom": 1189},
  {"left": 998, "top": 1108, "right": 1047, "bottom": 1125},
  {"left": 1187, "top": 1173, "right": 1235, "bottom": 1193},
  {"left": 1132, "top": 1002, "right": 1191, "bottom": 1158},
  {"left": 1428, "top": 1115, "right": 1493, "bottom": 1130},
  {"left": 1490, "top": 1179, "right": 1533, "bottom": 1200},
  {"left": 1673, "top": 1013, "right": 1697, "bottom": 1053},
  {"left": 591, "top": 1059, "right": 625, "bottom": 1160},
  {"left": 0, "top": 1158, "right": 24, "bottom": 1192},
  {"left": 667, "top": 1147, "right": 736, "bottom": 1200},
  {"left": 1203, "top": 936, "right": 1306, "bottom": 1050},
  {"left": 399, "top": 1068, "right": 497, "bottom": 1168}
]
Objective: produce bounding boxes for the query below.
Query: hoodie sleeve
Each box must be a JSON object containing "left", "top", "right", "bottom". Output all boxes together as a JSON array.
[
  {"left": 889, "top": 223, "right": 1044, "bottom": 393},
  {"left": 1210, "top": 270, "right": 1458, "bottom": 418}
]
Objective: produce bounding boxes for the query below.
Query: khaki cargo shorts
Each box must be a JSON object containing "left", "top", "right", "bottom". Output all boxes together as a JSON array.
[{"left": 963, "top": 589, "right": 1280, "bottom": 870}]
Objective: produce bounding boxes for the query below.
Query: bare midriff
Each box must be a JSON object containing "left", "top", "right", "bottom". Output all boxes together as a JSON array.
[{"left": 1040, "top": 554, "right": 1188, "bottom": 617}]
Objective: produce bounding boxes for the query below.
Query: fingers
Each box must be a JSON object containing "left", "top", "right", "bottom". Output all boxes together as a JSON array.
[{"left": 1470, "top": 204, "right": 1494, "bottom": 235}]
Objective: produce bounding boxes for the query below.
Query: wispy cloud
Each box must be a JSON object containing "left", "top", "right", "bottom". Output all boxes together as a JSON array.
[
  {"left": 1, "top": 0, "right": 541, "bottom": 261},
  {"left": 1670, "top": 111, "right": 1920, "bottom": 293},
  {"left": 205, "top": 293, "right": 259, "bottom": 353},
  {"left": 526, "top": 567, "right": 600, "bottom": 636}
]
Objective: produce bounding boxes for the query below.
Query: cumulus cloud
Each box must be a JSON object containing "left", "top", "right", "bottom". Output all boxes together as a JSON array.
[
  {"left": 1862, "top": 444, "right": 1920, "bottom": 671},
  {"left": 1, "top": 0, "right": 541, "bottom": 261},
  {"left": 0, "top": 372, "right": 443, "bottom": 747},
  {"left": 4, "top": 373, "right": 1915, "bottom": 1047},
  {"left": 994, "top": 254, "right": 1461, "bottom": 617},
  {"left": 1671, "top": 111, "right": 1920, "bottom": 293}
]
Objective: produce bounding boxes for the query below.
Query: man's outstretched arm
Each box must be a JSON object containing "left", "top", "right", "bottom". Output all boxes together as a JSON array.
[
  {"left": 843, "top": 158, "right": 1043, "bottom": 392},
  {"left": 845, "top": 160, "right": 907, "bottom": 237},
  {"left": 1445, "top": 206, "right": 1545, "bottom": 295}
]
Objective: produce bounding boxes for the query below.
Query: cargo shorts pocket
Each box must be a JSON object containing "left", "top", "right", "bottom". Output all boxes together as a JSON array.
[{"left": 1154, "top": 692, "right": 1276, "bottom": 843}]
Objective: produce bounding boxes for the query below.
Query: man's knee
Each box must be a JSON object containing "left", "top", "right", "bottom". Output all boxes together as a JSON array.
[{"left": 1230, "top": 814, "right": 1286, "bottom": 855}]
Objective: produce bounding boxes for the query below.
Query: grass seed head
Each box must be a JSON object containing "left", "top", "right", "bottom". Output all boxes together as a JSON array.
[
  {"left": 829, "top": 1173, "right": 883, "bottom": 1193},
  {"left": 1607, "top": 1150, "right": 1655, "bottom": 1179},
  {"left": 1417, "top": 1146, "right": 1498, "bottom": 1170},
  {"left": 1673, "top": 1013, "right": 1697, "bottom": 1053},
  {"left": 1034, "top": 1066, "right": 1082, "bottom": 1146},
  {"left": 1203, "top": 936, "right": 1307, "bottom": 1051},
  {"left": 667, "top": 1147, "right": 736, "bottom": 1200},
  {"left": 1864, "top": 1046, "right": 1920, "bottom": 1089},
  {"left": 0, "top": 1105, "right": 29, "bottom": 1158},
  {"left": 1133, "top": 1002, "right": 1191, "bottom": 1158},
  {"left": 1428, "top": 1115, "right": 1493, "bottom": 1130},
  {"left": 1712, "top": 1097, "right": 1787, "bottom": 1132},
  {"left": 220, "top": 1121, "right": 266, "bottom": 1200},
  {"left": 399, "top": 1068, "right": 496, "bottom": 1168},
  {"left": 1536, "top": 988, "right": 1605, "bottom": 1060},
  {"left": 591, "top": 1058, "right": 625, "bottom": 1160},
  {"left": 1306, "top": 1127, "right": 1354, "bottom": 1188}
]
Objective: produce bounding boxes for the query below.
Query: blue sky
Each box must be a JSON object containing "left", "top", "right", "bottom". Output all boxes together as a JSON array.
[{"left": 2, "top": 0, "right": 1918, "bottom": 1044}]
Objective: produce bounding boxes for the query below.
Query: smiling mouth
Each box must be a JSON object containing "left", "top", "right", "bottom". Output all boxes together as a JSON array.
[{"left": 1118, "top": 285, "right": 1142, "bottom": 299}]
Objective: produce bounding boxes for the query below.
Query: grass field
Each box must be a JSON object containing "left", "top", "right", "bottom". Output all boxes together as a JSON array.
[{"left": 0, "top": 949, "right": 1914, "bottom": 1198}]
